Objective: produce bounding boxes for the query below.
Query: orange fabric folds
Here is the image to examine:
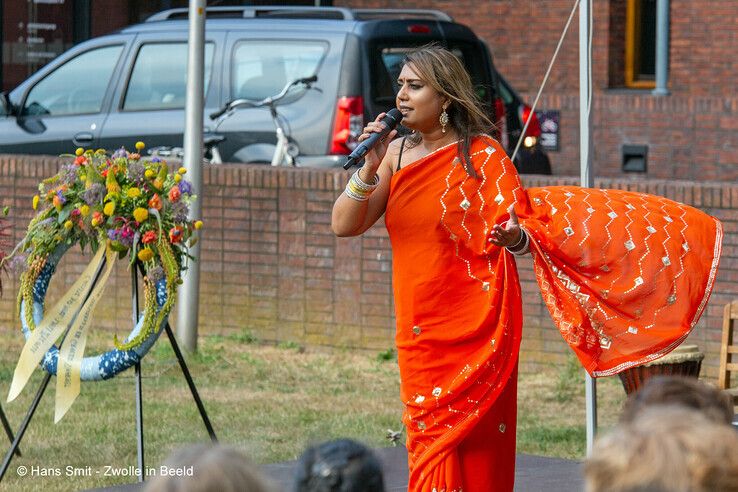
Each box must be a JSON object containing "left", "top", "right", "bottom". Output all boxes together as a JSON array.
[
  {"left": 520, "top": 186, "right": 722, "bottom": 376},
  {"left": 386, "top": 137, "right": 525, "bottom": 491},
  {"left": 384, "top": 135, "right": 722, "bottom": 492}
]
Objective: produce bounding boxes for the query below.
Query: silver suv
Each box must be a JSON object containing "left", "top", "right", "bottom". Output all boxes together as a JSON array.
[{"left": 0, "top": 6, "right": 547, "bottom": 171}]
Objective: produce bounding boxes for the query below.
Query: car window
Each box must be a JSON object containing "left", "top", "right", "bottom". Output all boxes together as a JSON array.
[
  {"left": 22, "top": 45, "right": 123, "bottom": 117},
  {"left": 231, "top": 40, "right": 326, "bottom": 101},
  {"left": 371, "top": 43, "right": 491, "bottom": 106},
  {"left": 123, "top": 42, "right": 215, "bottom": 111}
]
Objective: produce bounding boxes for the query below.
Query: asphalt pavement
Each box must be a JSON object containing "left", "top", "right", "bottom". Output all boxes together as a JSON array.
[{"left": 89, "top": 447, "right": 585, "bottom": 491}]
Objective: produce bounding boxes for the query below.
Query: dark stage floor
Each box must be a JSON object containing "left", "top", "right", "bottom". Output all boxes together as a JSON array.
[{"left": 90, "top": 447, "right": 584, "bottom": 491}]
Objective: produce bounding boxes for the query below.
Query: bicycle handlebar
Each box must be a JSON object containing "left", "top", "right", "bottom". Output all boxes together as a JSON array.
[{"left": 209, "top": 75, "right": 318, "bottom": 120}]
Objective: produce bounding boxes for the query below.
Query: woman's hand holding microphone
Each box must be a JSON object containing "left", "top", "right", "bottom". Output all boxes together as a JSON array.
[{"left": 357, "top": 112, "right": 398, "bottom": 181}]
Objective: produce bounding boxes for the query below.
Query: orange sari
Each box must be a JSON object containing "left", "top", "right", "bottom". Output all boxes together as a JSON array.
[{"left": 384, "top": 136, "right": 722, "bottom": 492}]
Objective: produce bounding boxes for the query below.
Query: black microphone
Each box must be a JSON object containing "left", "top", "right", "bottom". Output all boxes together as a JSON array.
[{"left": 343, "top": 108, "right": 403, "bottom": 170}]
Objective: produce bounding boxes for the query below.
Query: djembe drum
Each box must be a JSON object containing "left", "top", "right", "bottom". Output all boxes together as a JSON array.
[{"left": 618, "top": 344, "right": 704, "bottom": 395}]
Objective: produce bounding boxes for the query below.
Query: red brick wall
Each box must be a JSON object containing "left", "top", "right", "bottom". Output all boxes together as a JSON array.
[
  {"left": 1, "top": 156, "right": 736, "bottom": 380},
  {"left": 335, "top": 0, "right": 738, "bottom": 180}
]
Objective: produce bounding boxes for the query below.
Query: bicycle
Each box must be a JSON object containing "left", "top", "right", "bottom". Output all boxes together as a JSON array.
[
  {"left": 209, "top": 75, "right": 318, "bottom": 166},
  {"left": 148, "top": 133, "right": 225, "bottom": 164},
  {"left": 148, "top": 75, "right": 318, "bottom": 166}
]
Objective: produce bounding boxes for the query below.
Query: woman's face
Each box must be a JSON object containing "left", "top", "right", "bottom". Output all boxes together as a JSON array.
[{"left": 395, "top": 63, "right": 447, "bottom": 133}]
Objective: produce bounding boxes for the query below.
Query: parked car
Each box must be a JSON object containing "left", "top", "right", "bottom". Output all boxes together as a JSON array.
[
  {"left": 496, "top": 74, "right": 552, "bottom": 175},
  {"left": 0, "top": 5, "right": 550, "bottom": 172}
]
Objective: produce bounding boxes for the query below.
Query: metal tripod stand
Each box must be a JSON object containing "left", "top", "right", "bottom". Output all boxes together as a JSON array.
[{"left": 0, "top": 259, "right": 217, "bottom": 483}]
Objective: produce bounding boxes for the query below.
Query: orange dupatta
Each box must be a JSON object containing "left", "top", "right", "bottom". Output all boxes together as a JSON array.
[{"left": 384, "top": 136, "right": 722, "bottom": 492}]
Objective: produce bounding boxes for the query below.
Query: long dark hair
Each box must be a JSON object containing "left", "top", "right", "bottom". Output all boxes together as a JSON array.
[{"left": 402, "top": 44, "right": 495, "bottom": 177}]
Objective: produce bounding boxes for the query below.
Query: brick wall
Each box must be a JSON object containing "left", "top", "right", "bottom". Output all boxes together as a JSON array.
[
  {"left": 334, "top": 0, "right": 738, "bottom": 180},
  {"left": 1, "top": 155, "right": 737, "bottom": 380}
]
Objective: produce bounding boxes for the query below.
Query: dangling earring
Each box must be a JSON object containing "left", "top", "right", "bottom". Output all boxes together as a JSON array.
[{"left": 439, "top": 106, "right": 449, "bottom": 133}]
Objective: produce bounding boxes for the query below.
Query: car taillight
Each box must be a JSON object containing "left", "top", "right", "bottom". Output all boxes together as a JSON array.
[
  {"left": 493, "top": 97, "right": 506, "bottom": 143},
  {"left": 520, "top": 105, "right": 541, "bottom": 138},
  {"left": 407, "top": 24, "right": 431, "bottom": 34},
  {"left": 331, "top": 96, "right": 364, "bottom": 155}
]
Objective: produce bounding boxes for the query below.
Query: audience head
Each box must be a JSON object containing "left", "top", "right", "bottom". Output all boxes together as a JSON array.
[
  {"left": 293, "top": 438, "right": 385, "bottom": 492},
  {"left": 585, "top": 405, "right": 738, "bottom": 492},
  {"left": 143, "top": 443, "right": 274, "bottom": 492},
  {"left": 620, "top": 375, "right": 734, "bottom": 425}
]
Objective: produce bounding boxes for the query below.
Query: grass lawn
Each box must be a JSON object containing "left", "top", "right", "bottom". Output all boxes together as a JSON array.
[{"left": 0, "top": 328, "right": 627, "bottom": 491}]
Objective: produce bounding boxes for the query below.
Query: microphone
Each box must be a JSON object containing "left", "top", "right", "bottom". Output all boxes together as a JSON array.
[{"left": 343, "top": 108, "right": 403, "bottom": 170}]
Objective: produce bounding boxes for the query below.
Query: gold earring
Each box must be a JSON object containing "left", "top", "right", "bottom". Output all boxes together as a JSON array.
[{"left": 439, "top": 107, "right": 449, "bottom": 133}]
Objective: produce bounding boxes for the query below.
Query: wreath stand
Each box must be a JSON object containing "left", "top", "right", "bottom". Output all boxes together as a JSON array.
[
  {"left": 0, "top": 259, "right": 217, "bottom": 483},
  {"left": 0, "top": 407, "right": 18, "bottom": 458}
]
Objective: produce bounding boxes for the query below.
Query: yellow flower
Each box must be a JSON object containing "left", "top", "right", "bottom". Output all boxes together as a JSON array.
[
  {"left": 79, "top": 205, "right": 90, "bottom": 216},
  {"left": 127, "top": 187, "right": 141, "bottom": 198},
  {"left": 145, "top": 169, "right": 156, "bottom": 179},
  {"left": 103, "top": 201, "right": 115, "bottom": 216},
  {"left": 174, "top": 174, "right": 182, "bottom": 183},
  {"left": 135, "top": 141, "right": 145, "bottom": 151},
  {"left": 194, "top": 220, "right": 203, "bottom": 230},
  {"left": 91, "top": 211, "right": 104, "bottom": 227},
  {"left": 133, "top": 208, "right": 149, "bottom": 223},
  {"left": 32, "top": 195, "right": 39, "bottom": 210},
  {"left": 104, "top": 192, "right": 120, "bottom": 203},
  {"left": 75, "top": 148, "right": 84, "bottom": 156},
  {"left": 64, "top": 220, "right": 73, "bottom": 230},
  {"left": 153, "top": 179, "right": 163, "bottom": 190},
  {"left": 137, "top": 248, "right": 154, "bottom": 262},
  {"left": 178, "top": 167, "right": 187, "bottom": 175}
]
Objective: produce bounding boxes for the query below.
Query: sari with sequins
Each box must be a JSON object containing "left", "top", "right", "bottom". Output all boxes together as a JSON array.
[{"left": 384, "top": 135, "right": 722, "bottom": 492}]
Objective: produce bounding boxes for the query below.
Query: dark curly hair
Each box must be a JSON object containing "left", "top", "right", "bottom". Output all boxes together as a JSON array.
[{"left": 293, "top": 439, "right": 385, "bottom": 492}]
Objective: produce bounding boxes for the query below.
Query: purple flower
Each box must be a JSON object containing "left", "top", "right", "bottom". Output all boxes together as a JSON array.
[
  {"left": 170, "top": 201, "right": 189, "bottom": 222},
  {"left": 150, "top": 157, "right": 161, "bottom": 163},
  {"left": 55, "top": 189, "right": 67, "bottom": 205},
  {"left": 107, "top": 223, "right": 135, "bottom": 248},
  {"left": 60, "top": 164, "right": 78, "bottom": 185},
  {"left": 83, "top": 183, "right": 105, "bottom": 206},
  {"left": 119, "top": 225, "right": 135, "bottom": 247},
  {"left": 127, "top": 161, "right": 145, "bottom": 182},
  {"left": 111, "top": 147, "right": 127, "bottom": 159},
  {"left": 178, "top": 180, "right": 193, "bottom": 195}
]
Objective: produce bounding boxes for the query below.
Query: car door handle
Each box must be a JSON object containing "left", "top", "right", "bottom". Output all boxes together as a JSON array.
[{"left": 73, "top": 132, "right": 94, "bottom": 146}]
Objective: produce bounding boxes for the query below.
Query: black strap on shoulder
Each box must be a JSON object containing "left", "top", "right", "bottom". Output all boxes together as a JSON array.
[{"left": 396, "top": 136, "right": 407, "bottom": 172}]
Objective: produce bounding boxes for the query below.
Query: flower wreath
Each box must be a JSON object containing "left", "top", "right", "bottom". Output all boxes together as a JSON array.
[{"left": 4, "top": 143, "right": 201, "bottom": 421}]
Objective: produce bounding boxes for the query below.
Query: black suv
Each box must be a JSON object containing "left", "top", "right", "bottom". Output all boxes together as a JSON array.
[{"left": 0, "top": 6, "right": 549, "bottom": 172}]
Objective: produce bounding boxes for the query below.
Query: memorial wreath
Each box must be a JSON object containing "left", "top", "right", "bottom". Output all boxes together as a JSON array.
[{"left": 3, "top": 143, "right": 201, "bottom": 421}]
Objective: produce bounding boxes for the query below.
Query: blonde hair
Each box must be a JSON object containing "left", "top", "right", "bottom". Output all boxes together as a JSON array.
[
  {"left": 585, "top": 405, "right": 738, "bottom": 492},
  {"left": 402, "top": 44, "right": 494, "bottom": 177},
  {"left": 620, "top": 375, "right": 734, "bottom": 425},
  {"left": 143, "top": 444, "right": 275, "bottom": 492}
]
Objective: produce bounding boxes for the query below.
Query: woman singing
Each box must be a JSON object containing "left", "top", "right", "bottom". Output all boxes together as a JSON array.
[{"left": 331, "top": 45, "right": 721, "bottom": 492}]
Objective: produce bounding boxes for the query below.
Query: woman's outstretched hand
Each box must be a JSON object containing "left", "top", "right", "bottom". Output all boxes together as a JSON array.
[
  {"left": 488, "top": 205, "right": 523, "bottom": 248},
  {"left": 358, "top": 112, "right": 398, "bottom": 173}
]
